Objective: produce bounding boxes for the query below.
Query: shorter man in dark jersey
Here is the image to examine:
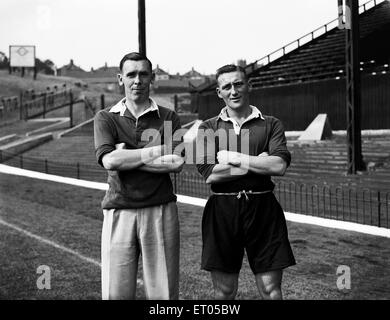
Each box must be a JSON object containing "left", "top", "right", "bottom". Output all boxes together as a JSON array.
[{"left": 196, "top": 64, "right": 296, "bottom": 300}]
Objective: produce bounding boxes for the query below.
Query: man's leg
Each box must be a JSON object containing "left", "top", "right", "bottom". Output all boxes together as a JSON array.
[
  {"left": 140, "top": 202, "right": 180, "bottom": 300},
  {"left": 244, "top": 194, "right": 294, "bottom": 300},
  {"left": 255, "top": 270, "right": 283, "bottom": 300},
  {"left": 101, "top": 209, "right": 139, "bottom": 300},
  {"left": 201, "top": 196, "right": 244, "bottom": 300},
  {"left": 211, "top": 271, "right": 239, "bottom": 300}
]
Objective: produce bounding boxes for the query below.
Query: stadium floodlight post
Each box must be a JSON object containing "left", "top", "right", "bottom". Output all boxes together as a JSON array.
[
  {"left": 138, "top": 0, "right": 146, "bottom": 56},
  {"left": 342, "top": 0, "right": 366, "bottom": 174}
]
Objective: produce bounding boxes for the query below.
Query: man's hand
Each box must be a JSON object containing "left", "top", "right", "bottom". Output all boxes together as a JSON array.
[
  {"left": 115, "top": 143, "right": 126, "bottom": 150},
  {"left": 217, "top": 150, "right": 241, "bottom": 166}
]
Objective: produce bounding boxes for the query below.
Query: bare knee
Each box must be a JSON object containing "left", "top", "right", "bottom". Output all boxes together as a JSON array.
[
  {"left": 259, "top": 283, "right": 282, "bottom": 300},
  {"left": 211, "top": 271, "right": 239, "bottom": 300},
  {"left": 214, "top": 283, "right": 238, "bottom": 300},
  {"left": 255, "top": 270, "right": 283, "bottom": 300}
]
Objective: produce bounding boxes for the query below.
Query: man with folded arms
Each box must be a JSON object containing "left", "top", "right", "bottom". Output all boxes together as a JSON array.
[
  {"left": 196, "top": 64, "right": 296, "bottom": 300},
  {"left": 94, "top": 52, "right": 184, "bottom": 300}
]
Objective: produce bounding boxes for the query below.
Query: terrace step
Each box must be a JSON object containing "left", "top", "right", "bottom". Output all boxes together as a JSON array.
[{"left": 0, "top": 134, "right": 20, "bottom": 146}]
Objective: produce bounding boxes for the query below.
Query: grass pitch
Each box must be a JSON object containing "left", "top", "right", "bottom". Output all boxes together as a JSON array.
[{"left": 0, "top": 172, "right": 389, "bottom": 300}]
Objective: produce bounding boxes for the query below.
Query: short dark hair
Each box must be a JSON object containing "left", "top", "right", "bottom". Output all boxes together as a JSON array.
[
  {"left": 119, "top": 52, "right": 152, "bottom": 73},
  {"left": 215, "top": 64, "right": 247, "bottom": 82}
]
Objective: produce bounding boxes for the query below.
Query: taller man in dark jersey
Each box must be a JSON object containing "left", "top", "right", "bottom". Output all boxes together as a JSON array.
[
  {"left": 94, "top": 52, "right": 184, "bottom": 299},
  {"left": 196, "top": 64, "right": 296, "bottom": 300}
]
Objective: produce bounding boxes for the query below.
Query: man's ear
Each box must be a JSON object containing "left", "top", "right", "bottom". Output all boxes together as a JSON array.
[
  {"left": 150, "top": 72, "right": 155, "bottom": 84},
  {"left": 117, "top": 73, "right": 123, "bottom": 86},
  {"left": 216, "top": 87, "right": 222, "bottom": 99},
  {"left": 248, "top": 79, "right": 253, "bottom": 92}
]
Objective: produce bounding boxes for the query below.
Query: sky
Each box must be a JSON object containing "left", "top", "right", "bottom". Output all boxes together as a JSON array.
[{"left": 0, "top": 0, "right": 344, "bottom": 75}]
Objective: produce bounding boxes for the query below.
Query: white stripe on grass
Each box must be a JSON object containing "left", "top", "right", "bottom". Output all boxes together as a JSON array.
[
  {"left": 0, "top": 217, "right": 100, "bottom": 267},
  {"left": 0, "top": 217, "right": 144, "bottom": 287},
  {"left": 0, "top": 164, "right": 108, "bottom": 191},
  {"left": 284, "top": 211, "right": 390, "bottom": 238},
  {"left": 1, "top": 164, "right": 390, "bottom": 238}
]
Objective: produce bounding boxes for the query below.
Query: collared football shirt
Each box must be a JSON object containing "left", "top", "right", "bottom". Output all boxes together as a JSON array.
[
  {"left": 94, "top": 97, "right": 183, "bottom": 209},
  {"left": 196, "top": 105, "right": 291, "bottom": 193}
]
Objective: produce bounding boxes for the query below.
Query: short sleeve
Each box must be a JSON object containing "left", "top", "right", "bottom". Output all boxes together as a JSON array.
[
  {"left": 268, "top": 118, "right": 291, "bottom": 167},
  {"left": 94, "top": 111, "right": 116, "bottom": 167},
  {"left": 196, "top": 120, "right": 217, "bottom": 180},
  {"left": 170, "top": 111, "right": 185, "bottom": 158}
]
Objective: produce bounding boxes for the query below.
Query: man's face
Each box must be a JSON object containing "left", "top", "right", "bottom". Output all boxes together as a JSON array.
[
  {"left": 117, "top": 60, "right": 154, "bottom": 104},
  {"left": 216, "top": 71, "right": 250, "bottom": 111}
]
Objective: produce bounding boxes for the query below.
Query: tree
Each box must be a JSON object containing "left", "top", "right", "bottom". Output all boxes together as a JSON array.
[{"left": 0, "top": 51, "right": 9, "bottom": 69}]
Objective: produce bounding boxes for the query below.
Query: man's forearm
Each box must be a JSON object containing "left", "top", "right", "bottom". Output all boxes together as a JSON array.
[
  {"left": 239, "top": 154, "right": 287, "bottom": 176},
  {"left": 139, "top": 154, "right": 184, "bottom": 173},
  {"left": 206, "top": 164, "right": 248, "bottom": 184},
  {"left": 102, "top": 145, "right": 163, "bottom": 171}
]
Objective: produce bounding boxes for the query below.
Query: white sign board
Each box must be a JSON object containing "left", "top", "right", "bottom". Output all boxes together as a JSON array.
[{"left": 9, "top": 45, "right": 36, "bottom": 67}]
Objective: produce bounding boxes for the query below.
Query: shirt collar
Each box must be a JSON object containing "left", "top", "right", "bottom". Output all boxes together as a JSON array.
[
  {"left": 218, "top": 105, "right": 265, "bottom": 122},
  {"left": 109, "top": 97, "right": 160, "bottom": 118}
]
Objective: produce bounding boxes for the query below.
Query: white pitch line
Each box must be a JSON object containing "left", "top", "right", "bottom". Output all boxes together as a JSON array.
[
  {"left": 284, "top": 212, "right": 390, "bottom": 238},
  {"left": 1, "top": 164, "right": 390, "bottom": 238},
  {"left": 0, "top": 217, "right": 100, "bottom": 267},
  {"left": 177, "top": 194, "right": 207, "bottom": 207},
  {"left": 0, "top": 164, "right": 107, "bottom": 191},
  {"left": 0, "top": 216, "right": 144, "bottom": 287}
]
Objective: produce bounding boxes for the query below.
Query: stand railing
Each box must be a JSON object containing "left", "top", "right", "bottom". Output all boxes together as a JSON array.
[{"left": 244, "top": 0, "right": 384, "bottom": 74}]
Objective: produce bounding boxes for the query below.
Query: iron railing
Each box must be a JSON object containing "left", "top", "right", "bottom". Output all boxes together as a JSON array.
[
  {"left": 0, "top": 85, "right": 73, "bottom": 121},
  {"left": 0, "top": 96, "right": 19, "bottom": 113},
  {"left": 0, "top": 149, "right": 389, "bottom": 229},
  {"left": 23, "top": 89, "right": 72, "bottom": 119},
  {"left": 273, "top": 180, "right": 388, "bottom": 228}
]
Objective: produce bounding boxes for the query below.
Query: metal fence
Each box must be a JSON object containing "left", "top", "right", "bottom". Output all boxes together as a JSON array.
[
  {"left": 0, "top": 96, "right": 19, "bottom": 112},
  {"left": 0, "top": 87, "right": 73, "bottom": 122},
  {"left": 0, "top": 150, "right": 389, "bottom": 229},
  {"left": 273, "top": 181, "right": 389, "bottom": 228},
  {"left": 23, "top": 89, "right": 72, "bottom": 119}
]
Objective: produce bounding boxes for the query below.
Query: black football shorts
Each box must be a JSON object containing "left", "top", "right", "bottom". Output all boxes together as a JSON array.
[{"left": 201, "top": 192, "right": 296, "bottom": 274}]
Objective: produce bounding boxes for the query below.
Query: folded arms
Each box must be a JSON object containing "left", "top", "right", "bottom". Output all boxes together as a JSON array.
[
  {"left": 205, "top": 151, "right": 287, "bottom": 184},
  {"left": 102, "top": 143, "right": 184, "bottom": 173}
]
